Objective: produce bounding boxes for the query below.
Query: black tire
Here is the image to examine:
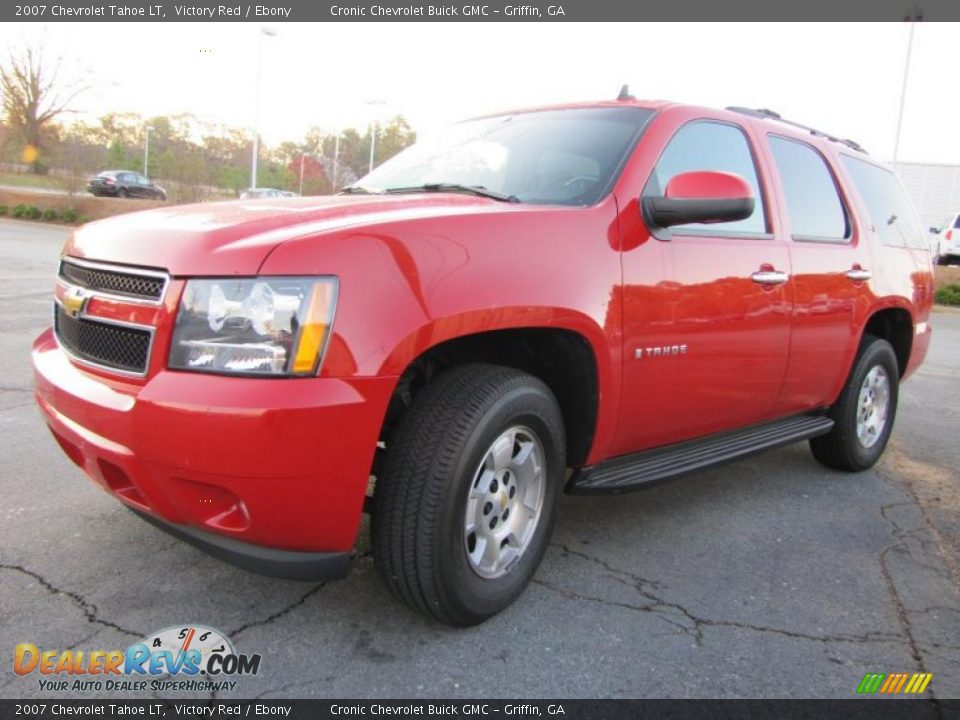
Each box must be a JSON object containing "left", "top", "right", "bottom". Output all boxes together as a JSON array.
[
  {"left": 117, "top": 188, "right": 129, "bottom": 199},
  {"left": 372, "top": 364, "right": 566, "bottom": 626},
  {"left": 936, "top": 254, "right": 948, "bottom": 266},
  {"left": 810, "top": 335, "right": 899, "bottom": 472}
]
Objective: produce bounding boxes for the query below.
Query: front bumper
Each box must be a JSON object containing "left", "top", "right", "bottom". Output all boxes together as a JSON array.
[{"left": 32, "top": 328, "right": 396, "bottom": 580}]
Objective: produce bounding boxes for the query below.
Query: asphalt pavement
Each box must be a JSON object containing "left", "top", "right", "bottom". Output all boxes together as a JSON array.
[{"left": 0, "top": 218, "right": 957, "bottom": 700}]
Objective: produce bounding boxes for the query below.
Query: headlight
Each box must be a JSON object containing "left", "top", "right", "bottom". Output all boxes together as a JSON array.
[{"left": 169, "top": 277, "right": 338, "bottom": 377}]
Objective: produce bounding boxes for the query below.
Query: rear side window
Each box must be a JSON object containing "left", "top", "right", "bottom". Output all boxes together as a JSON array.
[
  {"left": 840, "top": 155, "right": 925, "bottom": 249},
  {"left": 768, "top": 136, "right": 849, "bottom": 241},
  {"left": 645, "top": 120, "right": 767, "bottom": 235},
  {"left": 955, "top": 215, "right": 960, "bottom": 229}
]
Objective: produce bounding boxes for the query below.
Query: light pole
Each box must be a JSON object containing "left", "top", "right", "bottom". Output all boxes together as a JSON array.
[
  {"left": 143, "top": 126, "right": 152, "bottom": 178},
  {"left": 366, "top": 100, "right": 386, "bottom": 175},
  {"left": 250, "top": 26, "right": 276, "bottom": 190},
  {"left": 893, "top": 6, "right": 922, "bottom": 167},
  {"left": 332, "top": 131, "right": 340, "bottom": 191},
  {"left": 299, "top": 154, "right": 306, "bottom": 196},
  {"left": 332, "top": 132, "right": 340, "bottom": 190}
]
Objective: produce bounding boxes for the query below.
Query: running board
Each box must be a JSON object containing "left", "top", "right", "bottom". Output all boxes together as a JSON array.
[{"left": 569, "top": 414, "right": 834, "bottom": 494}]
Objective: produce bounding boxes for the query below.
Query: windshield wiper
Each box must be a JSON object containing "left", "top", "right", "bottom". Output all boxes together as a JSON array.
[
  {"left": 383, "top": 183, "right": 520, "bottom": 203},
  {"left": 338, "top": 185, "right": 381, "bottom": 195}
]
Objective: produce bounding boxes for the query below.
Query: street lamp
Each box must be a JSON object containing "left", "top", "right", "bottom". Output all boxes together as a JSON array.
[
  {"left": 331, "top": 130, "right": 341, "bottom": 191},
  {"left": 143, "top": 126, "right": 153, "bottom": 178},
  {"left": 250, "top": 26, "right": 277, "bottom": 190},
  {"left": 366, "top": 100, "right": 386, "bottom": 175},
  {"left": 893, "top": 5, "right": 922, "bottom": 167}
]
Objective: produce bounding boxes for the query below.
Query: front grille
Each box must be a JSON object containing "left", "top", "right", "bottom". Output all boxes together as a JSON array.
[
  {"left": 59, "top": 259, "right": 166, "bottom": 301},
  {"left": 54, "top": 305, "right": 151, "bottom": 375}
]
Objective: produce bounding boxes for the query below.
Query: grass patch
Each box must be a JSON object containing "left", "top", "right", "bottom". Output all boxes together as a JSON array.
[
  {"left": 0, "top": 172, "right": 61, "bottom": 191},
  {"left": 936, "top": 283, "right": 960, "bottom": 306}
]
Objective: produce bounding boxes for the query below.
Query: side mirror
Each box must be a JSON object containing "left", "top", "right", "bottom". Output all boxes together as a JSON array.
[{"left": 643, "top": 171, "right": 755, "bottom": 228}]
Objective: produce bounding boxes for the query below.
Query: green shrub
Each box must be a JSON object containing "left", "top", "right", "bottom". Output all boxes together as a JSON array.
[
  {"left": 59, "top": 209, "right": 78, "bottom": 223},
  {"left": 0, "top": 205, "right": 7, "bottom": 216},
  {"left": 79, "top": 216, "right": 93, "bottom": 224},
  {"left": 25, "top": 206, "right": 42, "bottom": 220},
  {"left": 12, "top": 203, "right": 28, "bottom": 218},
  {"left": 41, "top": 208, "right": 58, "bottom": 221},
  {"left": 936, "top": 284, "right": 960, "bottom": 306}
]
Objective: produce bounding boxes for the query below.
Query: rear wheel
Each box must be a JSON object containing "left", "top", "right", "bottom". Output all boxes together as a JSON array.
[
  {"left": 372, "top": 364, "right": 565, "bottom": 626},
  {"left": 810, "top": 335, "right": 899, "bottom": 472},
  {"left": 117, "top": 188, "right": 129, "bottom": 199}
]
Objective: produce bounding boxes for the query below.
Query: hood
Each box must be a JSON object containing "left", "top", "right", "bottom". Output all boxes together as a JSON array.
[{"left": 64, "top": 194, "right": 531, "bottom": 276}]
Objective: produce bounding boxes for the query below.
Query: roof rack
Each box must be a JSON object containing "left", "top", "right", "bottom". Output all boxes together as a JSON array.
[{"left": 726, "top": 106, "right": 867, "bottom": 154}]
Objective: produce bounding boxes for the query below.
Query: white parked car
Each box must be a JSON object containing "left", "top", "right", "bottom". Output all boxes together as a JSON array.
[
  {"left": 931, "top": 212, "right": 960, "bottom": 265},
  {"left": 239, "top": 188, "right": 283, "bottom": 199}
]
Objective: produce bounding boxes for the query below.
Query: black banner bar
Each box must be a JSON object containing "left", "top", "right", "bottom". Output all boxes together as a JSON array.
[
  {"left": 1, "top": 700, "right": 959, "bottom": 720},
  {"left": 4, "top": 0, "right": 960, "bottom": 22}
]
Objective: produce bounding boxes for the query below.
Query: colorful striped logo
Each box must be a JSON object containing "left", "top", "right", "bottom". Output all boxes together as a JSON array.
[{"left": 857, "top": 672, "right": 933, "bottom": 694}]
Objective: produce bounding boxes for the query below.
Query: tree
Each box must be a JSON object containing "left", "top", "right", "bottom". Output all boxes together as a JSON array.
[
  {"left": 372, "top": 115, "right": 416, "bottom": 168},
  {"left": 0, "top": 46, "right": 87, "bottom": 173},
  {"left": 289, "top": 155, "right": 330, "bottom": 196}
]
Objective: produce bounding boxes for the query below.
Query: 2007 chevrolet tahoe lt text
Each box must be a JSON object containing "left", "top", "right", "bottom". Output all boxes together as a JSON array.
[{"left": 33, "top": 98, "right": 934, "bottom": 625}]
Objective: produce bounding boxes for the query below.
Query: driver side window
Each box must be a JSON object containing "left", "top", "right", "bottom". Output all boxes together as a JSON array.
[{"left": 645, "top": 120, "right": 767, "bottom": 235}]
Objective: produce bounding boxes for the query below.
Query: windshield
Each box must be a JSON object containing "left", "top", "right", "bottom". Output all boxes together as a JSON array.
[{"left": 356, "top": 106, "right": 655, "bottom": 206}]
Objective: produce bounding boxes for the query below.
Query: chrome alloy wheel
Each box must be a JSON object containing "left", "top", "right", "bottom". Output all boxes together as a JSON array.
[
  {"left": 856, "top": 365, "right": 891, "bottom": 449},
  {"left": 464, "top": 426, "right": 546, "bottom": 579}
]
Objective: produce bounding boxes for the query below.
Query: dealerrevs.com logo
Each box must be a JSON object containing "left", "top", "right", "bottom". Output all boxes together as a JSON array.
[{"left": 14, "top": 625, "right": 261, "bottom": 693}]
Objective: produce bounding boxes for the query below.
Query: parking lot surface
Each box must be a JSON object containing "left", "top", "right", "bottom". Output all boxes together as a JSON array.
[{"left": 1, "top": 218, "right": 957, "bottom": 699}]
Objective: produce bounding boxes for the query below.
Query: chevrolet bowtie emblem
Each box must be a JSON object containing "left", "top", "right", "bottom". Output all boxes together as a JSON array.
[{"left": 63, "top": 287, "right": 88, "bottom": 318}]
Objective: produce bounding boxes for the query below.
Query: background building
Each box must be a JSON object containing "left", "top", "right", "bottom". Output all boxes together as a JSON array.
[{"left": 896, "top": 161, "right": 960, "bottom": 230}]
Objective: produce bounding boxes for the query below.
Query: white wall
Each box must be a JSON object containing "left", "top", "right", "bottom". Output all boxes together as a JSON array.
[{"left": 895, "top": 162, "right": 960, "bottom": 230}]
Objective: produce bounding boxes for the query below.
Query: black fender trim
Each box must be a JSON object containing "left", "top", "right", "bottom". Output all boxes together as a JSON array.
[{"left": 129, "top": 508, "right": 351, "bottom": 582}]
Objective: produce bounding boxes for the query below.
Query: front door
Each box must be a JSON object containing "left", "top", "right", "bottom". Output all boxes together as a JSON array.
[{"left": 613, "top": 117, "right": 793, "bottom": 456}]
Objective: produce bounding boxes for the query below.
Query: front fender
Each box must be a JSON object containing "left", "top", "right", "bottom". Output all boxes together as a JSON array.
[{"left": 257, "top": 199, "right": 625, "bottom": 462}]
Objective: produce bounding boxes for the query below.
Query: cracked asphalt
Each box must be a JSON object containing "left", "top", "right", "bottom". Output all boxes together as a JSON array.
[{"left": 1, "top": 218, "right": 958, "bottom": 699}]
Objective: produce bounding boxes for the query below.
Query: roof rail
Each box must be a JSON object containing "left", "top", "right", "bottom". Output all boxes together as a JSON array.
[{"left": 726, "top": 106, "right": 867, "bottom": 154}]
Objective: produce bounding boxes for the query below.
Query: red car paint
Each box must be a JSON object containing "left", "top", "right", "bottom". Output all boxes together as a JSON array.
[{"left": 32, "top": 100, "right": 934, "bottom": 567}]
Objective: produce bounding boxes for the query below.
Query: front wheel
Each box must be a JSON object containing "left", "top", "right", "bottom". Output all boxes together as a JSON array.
[
  {"left": 810, "top": 335, "right": 899, "bottom": 472},
  {"left": 372, "top": 364, "right": 566, "bottom": 626}
]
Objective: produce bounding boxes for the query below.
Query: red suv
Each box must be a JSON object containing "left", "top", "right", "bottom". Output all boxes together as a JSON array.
[{"left": 33, "top": 98, "right": 934, "bottom": 625}]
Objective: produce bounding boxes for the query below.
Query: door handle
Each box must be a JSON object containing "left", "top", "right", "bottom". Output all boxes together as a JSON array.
[
  {"left": 751, "top": 270, "right": 789, "bottom": 285},
  {"left": 846, "top": 268, "right": 872, "bottom": 282}
]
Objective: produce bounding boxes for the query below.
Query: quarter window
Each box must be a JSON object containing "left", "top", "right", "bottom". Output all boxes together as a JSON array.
[
  {"left": 644, "top": 121, "right": 767, "bottom": 235},
  {"left": 840, "top": 155, "right": 925, "bottom": 249},
  {"left": 769, "top": 136, "right": 849, "bottom": 241}
]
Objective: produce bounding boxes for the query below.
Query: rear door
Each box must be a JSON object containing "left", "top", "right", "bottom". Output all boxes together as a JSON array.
[
  {"left": 763, "top": 135, "right": 872, "bottom": 416},
  {"left": 615, "top": 117, "right": 793, "bottom": 454},
  {"left": 118, "top": 172, "right": 137, "bottom": 196}
]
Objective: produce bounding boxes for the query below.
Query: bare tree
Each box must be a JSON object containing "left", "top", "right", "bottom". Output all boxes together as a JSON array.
[{"left": 0, "top": 46, "right": 87, "bottom": 174}]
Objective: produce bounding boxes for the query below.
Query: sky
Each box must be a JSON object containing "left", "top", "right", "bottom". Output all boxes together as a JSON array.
[{"left": 4, "top": 22, "right": 959, "bottom": 165}]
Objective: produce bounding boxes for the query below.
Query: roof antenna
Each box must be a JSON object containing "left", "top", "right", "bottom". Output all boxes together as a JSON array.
[{"left": 617, "top": 84, "right": 635, "bottom": 101}]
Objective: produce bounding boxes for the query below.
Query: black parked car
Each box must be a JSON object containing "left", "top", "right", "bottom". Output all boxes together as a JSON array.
[{"left": 88, "top": 171, "right": 167, "bottom": 200}]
